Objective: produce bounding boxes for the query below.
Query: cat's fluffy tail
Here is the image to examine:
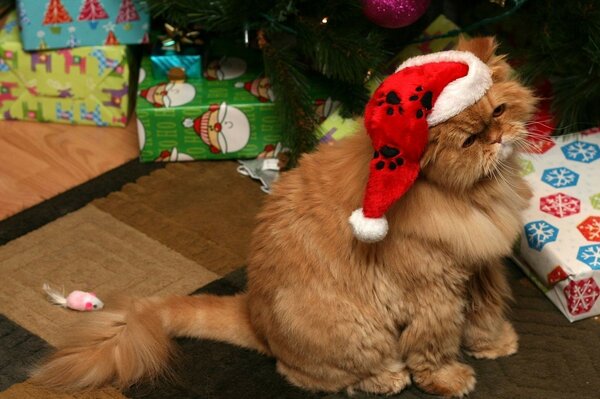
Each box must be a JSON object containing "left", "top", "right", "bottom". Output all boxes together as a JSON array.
[{"left": 30, "top": 293, "right": 266, "bottom": 391}]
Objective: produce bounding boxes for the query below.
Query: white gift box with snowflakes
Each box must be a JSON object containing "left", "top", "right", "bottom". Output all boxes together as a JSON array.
[{"left": 517, "top": 128, "right": 600, "bottom": 322}]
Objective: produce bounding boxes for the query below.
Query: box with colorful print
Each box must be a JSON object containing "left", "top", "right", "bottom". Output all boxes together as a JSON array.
[
  {"left": 516, "top": 129, "right": 600, "bottom": 321},
  {"left": 136, "top": 50, "right": 339, "bottom": 162},
  {"left": 17, "top": 0, "right": 150, "bottom": 51},
  {"left": 0, "top": 11, "right": 133, "bottom": 127}
]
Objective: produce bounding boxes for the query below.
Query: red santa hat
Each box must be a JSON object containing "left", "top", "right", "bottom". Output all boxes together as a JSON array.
[{"left": 349, "top": 50, "right": 493, "bottom": 242}]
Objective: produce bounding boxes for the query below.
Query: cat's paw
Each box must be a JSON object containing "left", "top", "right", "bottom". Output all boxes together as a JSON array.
[
  {"left": 373, "top": 145, "right": 405, "bottom": 171},
  {"left": 413, "top": 361, "right": 476, "bottom": 398},
  {"left": 350, "top": 367, "right": 411, "bottom": 395},
  {"left": 464, "top": 320, "right": 518, "bottom": 359}
]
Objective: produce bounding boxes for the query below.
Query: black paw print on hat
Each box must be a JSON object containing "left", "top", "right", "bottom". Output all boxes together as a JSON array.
[
  {"left": 409, "top": 86, "right": 433, "bottom": 119},
  {"left": 376, "top": 90, "right": 404, "bottom": 116},
  {"left": 373, "top": 145, "right": 404, "bottom": 171}
]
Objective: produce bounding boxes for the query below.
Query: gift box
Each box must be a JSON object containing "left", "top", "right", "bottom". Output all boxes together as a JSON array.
[
  {"left": 17, "top": 0, "right": 150, "bottom": 51},
  {"left": 516, "top": 129, "right": 600, "bottom": 321},
  {"left": 0, "top": 11, "right": 134, "bottom": 127},
  {"left": 136, "top": 45, "right": 338, "bottom": 162},
  {"left": 150, "top": 46, "right": 202, "bottom": 79},
  {"left": 388, "top": 15, "right": 462, "bottom": 71}
]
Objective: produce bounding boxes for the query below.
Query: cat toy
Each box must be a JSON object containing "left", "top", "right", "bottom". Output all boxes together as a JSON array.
[{"left": 42, "top": 283, "right": 104, "bottom": 311}]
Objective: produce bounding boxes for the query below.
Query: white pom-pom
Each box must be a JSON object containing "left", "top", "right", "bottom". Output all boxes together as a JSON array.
[
  {"left": 182, "top": 118, "right": 194, "bottom": 128},
  {"left": 349, "top": 208, "right": 388, "bottom": 243},
  {"left": 234, "top": 81, "right": 245, "bottom": 88}
]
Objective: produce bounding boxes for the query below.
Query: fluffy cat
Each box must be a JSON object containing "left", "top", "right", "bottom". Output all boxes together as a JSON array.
[{"left": 31, "top": 37, "right": 536, "bottom": 397}]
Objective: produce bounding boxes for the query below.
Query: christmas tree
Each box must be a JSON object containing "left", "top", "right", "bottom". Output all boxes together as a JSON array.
[
  {"left": 147, "top": 0, "right": 399, "bottom": 161},
  {"left": 43, "top": 0, "right": 72, "bottom": 25},
  {"left": 105, "top": 30, "right": 119, "bottom": 45},
  {"left": 78, "top": 0, "right": 109, "bottom": 29},
  {"left": 497, "top": 0, "right": 600, "bottom": 134},
  {"left": 116, "top": 0, "right": 140, "bottom": 23},
  {"left": 146, "top": 0, "right": 600, "bottom": 161}
]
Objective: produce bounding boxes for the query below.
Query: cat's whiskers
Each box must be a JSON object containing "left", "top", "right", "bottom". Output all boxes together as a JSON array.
[{"left": 495, "top": 160, "right": 523, "bottom": 197}]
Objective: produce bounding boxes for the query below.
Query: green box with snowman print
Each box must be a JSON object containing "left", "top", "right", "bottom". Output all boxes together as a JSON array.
[{"left": 136, "top": 46, "right": 340, "bottom": 162}]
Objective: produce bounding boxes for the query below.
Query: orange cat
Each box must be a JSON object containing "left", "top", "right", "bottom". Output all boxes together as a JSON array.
[{"left": 32, "top": 37, "right": 535, "bottom": 397}]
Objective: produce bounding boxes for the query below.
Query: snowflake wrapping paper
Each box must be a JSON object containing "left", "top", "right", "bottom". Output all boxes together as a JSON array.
[
  {"left": 17, "top": 0, "right": 149, "bottom": 51},
  {"left": 517, "top": 129, "right": 600, "bottom": 321},
  {"left": 0, "top": 11, "right": 134, "bottom": 127}
]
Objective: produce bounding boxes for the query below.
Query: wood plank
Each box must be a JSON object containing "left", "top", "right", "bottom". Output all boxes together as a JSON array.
[{"left": 0, "top": 118, "right": 139, "bottom": 220}]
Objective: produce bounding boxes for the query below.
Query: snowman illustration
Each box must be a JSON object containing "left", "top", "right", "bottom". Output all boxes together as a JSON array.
[
  {"left": 139, "top": 69, "right": 196, "bottom": 108},
  {"left": 235, "top": 75, "right": 275, "bottom": 102},
  {"left": 183, "top": 102, "right": 250, "bottom": 154},
  {"left": 314, "top": 97, "right": 341, "bottom": 122},
  {"left": 204, "top": 56, "right": 247, "bottom": 80}
]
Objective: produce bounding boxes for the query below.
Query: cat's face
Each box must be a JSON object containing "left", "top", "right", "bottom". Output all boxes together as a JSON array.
[{"left": 420, "top": 37, "right": 536, "bottom": 191}]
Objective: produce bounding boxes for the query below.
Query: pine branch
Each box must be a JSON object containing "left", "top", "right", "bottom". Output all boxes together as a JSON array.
[
  {"left": 324, "top": 77, "right": 372, "bottom": 118},
  {"left": 262, "top": 34, "right": 319, "bottom": 164},
  {"left": 295, "top": 17, "right": 388, "bottom": 83},
  {"left": 147, "top": 0, "right": 270, "bottom": 31},
  {"left": 497, "top": 0, "right": 600, "bottom": 134}
]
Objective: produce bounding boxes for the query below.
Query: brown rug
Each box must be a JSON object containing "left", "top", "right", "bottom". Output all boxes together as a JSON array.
[{"left": 0, "top": 160, "right": 599, "bottom": 399}]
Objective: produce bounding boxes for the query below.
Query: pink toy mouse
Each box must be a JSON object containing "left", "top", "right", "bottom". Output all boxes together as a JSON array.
[{"left": 43, "top": 283, "right": 104, "bottom": 311}]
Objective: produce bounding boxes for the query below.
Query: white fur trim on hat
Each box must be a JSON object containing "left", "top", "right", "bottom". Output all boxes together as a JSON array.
[
  {"left": 396, "top": 50, "right": 492, "bottom": 127},
  {"left": 349, "top": 208, "right": 388, "bottom": 243}
]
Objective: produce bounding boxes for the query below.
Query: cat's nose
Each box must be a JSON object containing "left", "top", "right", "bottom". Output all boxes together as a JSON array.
[{"left": 488, "top": 132, "right": 503, "bottom": 144}]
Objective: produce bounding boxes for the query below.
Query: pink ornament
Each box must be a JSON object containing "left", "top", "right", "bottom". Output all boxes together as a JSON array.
[{"left": 363, "top": 0, "right": 430, "bottom": 29}]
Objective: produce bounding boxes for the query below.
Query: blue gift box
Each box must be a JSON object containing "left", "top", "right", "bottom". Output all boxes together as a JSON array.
[
  {"left": 17, "top": 0, "right": 150, "bottom": 51},
  {"left": 150, "top": 46, "right": 202, "bottom": 79}
]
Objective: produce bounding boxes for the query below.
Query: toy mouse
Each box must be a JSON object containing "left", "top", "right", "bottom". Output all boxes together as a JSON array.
[{"left": 43, "top": 283, "right": 104, "bottom": 311}]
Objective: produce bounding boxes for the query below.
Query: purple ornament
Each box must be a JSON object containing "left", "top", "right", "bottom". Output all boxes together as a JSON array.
[{"left": 363, "top": 0, "right": 431, "bottom": 29}]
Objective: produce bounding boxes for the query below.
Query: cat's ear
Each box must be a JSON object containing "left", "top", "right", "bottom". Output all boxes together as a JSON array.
[
  {"left": 455, "top": 36, "right": 497, "bottom": 63},
  {"left": 456, "top": 36, "right": 510, "bottom": 82}
]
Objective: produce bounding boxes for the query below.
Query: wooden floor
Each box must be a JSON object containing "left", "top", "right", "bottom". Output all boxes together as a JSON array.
[{"left": 0, "top": 118, "right": 139, "bottom": 220}]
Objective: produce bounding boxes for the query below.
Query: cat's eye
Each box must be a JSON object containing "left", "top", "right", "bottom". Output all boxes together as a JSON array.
[
  {"left": 493, "top": 104, "right": 506, "bottom": 117},
  {"left": 462, "top": 135, "right": 477, "bottom": 148}
]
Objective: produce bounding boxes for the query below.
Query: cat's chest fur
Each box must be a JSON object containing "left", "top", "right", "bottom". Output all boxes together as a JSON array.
[{"left": 386, "top": 174, "right": 526, "bottom": 267}]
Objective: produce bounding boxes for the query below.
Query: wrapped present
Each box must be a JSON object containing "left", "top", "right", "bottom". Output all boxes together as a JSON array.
[
  {"left": 150, "top": 23, "right": 203, "bottom": 79},
  {"left": 516, "top": 129, "right": 600, "bottom": 321},
  {"left": 136, "top": 45, "right": 338, "bottom": 162},
  {"left": 17, "top": 0, "right": 150, "bottom": 51},
  {"left": 0, "top": 11, "right": 133, "bottom": 127},
  {"left": 150, "top": 46, "right": 202, "bottom": 79}
]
